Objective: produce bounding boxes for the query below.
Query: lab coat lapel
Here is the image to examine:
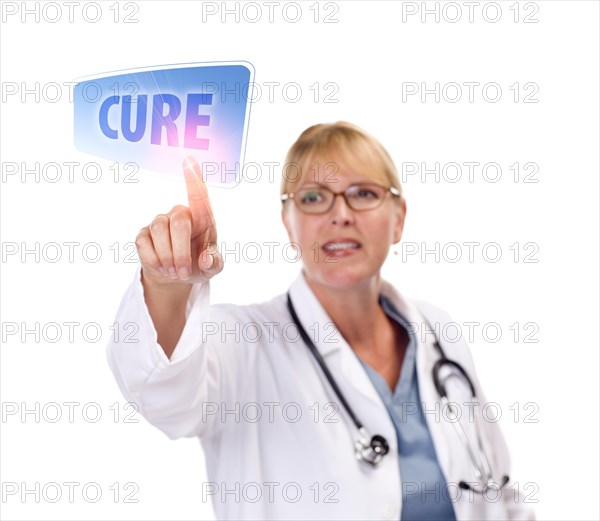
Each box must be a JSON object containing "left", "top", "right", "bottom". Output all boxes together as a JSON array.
[
  {"left": 378, "top": 281, "right": 454, "bottom": 478},
  {"left": 287, "top": 272, "right": 387, "bottom": 411},
  {"left": 414, "top": 321, "right": 454, "bottom": 483}
]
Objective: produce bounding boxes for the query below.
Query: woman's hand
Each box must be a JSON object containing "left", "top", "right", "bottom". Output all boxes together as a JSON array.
[{"left": 135, "top": 157, "right": 224, "bottom": 287}]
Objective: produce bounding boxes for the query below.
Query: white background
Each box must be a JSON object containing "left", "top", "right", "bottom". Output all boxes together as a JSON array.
[{"left": 1, "top": 1, "right": 599, "bottom": 520}]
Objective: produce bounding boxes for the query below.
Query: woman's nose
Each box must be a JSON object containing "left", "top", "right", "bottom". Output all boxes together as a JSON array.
[{"left": 329, "top": 193, "right": 354, "bottom": 225}]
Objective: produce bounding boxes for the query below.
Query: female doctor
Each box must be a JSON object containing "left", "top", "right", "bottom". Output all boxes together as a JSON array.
[{"left": 107, "top": 122, "right": 535, "bottom": 521}]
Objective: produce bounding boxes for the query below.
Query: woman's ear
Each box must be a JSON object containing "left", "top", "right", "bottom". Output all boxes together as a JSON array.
[{"left": 393, "top": 198, "right": 407, "bottom": 244}]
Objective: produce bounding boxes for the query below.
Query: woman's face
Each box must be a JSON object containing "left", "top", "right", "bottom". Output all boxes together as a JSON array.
[{"left": 281, "top": 156, "right": 407, "bottom": 290}]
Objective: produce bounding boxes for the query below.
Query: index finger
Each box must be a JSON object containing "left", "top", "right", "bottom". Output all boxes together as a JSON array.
[{"left": 183, "top": 156, "right": 217, "bottom": 242}]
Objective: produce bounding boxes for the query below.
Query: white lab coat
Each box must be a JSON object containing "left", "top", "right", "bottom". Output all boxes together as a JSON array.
[{"left": 107, "top": 267, "right": 535, "bottom": 521}]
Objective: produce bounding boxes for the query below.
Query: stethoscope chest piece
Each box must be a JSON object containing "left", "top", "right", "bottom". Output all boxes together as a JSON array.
[{"left": 354, "top": 428, "right": 389, "bottom": 466}]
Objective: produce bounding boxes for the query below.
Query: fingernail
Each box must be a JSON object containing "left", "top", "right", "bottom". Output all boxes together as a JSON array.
[
  {"left": 206, "top": 254, "right": 214, "bottom": 269},
  {"left": 179, "top": 267, "right": 190, "bottom": 279},
  {"left": 168, "top": 266, "right": 177, "bottom": 278}
]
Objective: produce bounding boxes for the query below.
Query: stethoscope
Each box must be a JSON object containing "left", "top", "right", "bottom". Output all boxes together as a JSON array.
[{"left": 286, "top": 294, "right": 510, "bottom": 493}]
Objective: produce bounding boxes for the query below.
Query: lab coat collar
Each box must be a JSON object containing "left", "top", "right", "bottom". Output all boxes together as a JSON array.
[
  {"left": 287, "top": 270, "right": 426, "bottom": 357},
  {"left": 377, "top": 284, "right": 454, "bottom": 477},
  {"left": 286, "top": 270, "right": 405, "bottom": 430},
  {"left": 287, "top": 270, "right": 342, "bottom": 357}
]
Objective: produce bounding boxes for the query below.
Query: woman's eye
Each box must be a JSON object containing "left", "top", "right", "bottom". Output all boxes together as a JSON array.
[
  {"left": 356, "top": 189, "right": 378, "bottom": 198},
  {"left": 300, "top": 191, "right": 323, "bottom": 204}
]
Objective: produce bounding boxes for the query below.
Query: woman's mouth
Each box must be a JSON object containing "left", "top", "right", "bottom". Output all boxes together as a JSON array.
[{"left": 322, "top": 240, "right": 362, "bottom": 256}]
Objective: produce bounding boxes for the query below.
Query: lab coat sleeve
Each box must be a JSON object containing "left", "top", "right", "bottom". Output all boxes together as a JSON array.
[{"left": 106, "top": 264, "right": 243, "bottom": 440}]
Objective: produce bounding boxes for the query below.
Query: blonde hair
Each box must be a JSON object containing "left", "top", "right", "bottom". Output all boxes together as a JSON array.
[{"left": 280, "top": 121, "right": 402, "bottom": 201}]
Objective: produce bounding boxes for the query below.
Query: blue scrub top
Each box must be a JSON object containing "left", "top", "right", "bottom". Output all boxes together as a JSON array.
[{"left": 355, "top": 295, "right": 457, "bottom": 521}]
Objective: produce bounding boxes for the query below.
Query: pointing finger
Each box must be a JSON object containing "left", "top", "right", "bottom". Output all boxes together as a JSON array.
[{"left": 183, "top": 156, "right": 217, "bottom": 243}]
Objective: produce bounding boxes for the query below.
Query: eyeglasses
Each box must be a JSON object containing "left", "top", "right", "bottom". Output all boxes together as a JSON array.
[{"left": 281, "top": 183, "right": 401, "bottom": 214}]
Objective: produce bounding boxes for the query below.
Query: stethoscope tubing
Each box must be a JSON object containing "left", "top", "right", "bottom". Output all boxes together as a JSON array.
[
  {"left": 286, "top": 292, "right": 509, "bottom": 489},
  {"left": 286, "top": 294, "right": 365, "bottom": 432}
]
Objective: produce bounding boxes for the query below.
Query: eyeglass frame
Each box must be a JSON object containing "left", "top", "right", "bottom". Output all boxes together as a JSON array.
[{"left": 280, "top": 182, "right": 402, "bottom": 214}]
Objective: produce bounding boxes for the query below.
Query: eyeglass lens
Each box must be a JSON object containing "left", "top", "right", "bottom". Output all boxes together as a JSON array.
[{"left": 296, "top": 184, "right": 386, "bottom": 212}]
